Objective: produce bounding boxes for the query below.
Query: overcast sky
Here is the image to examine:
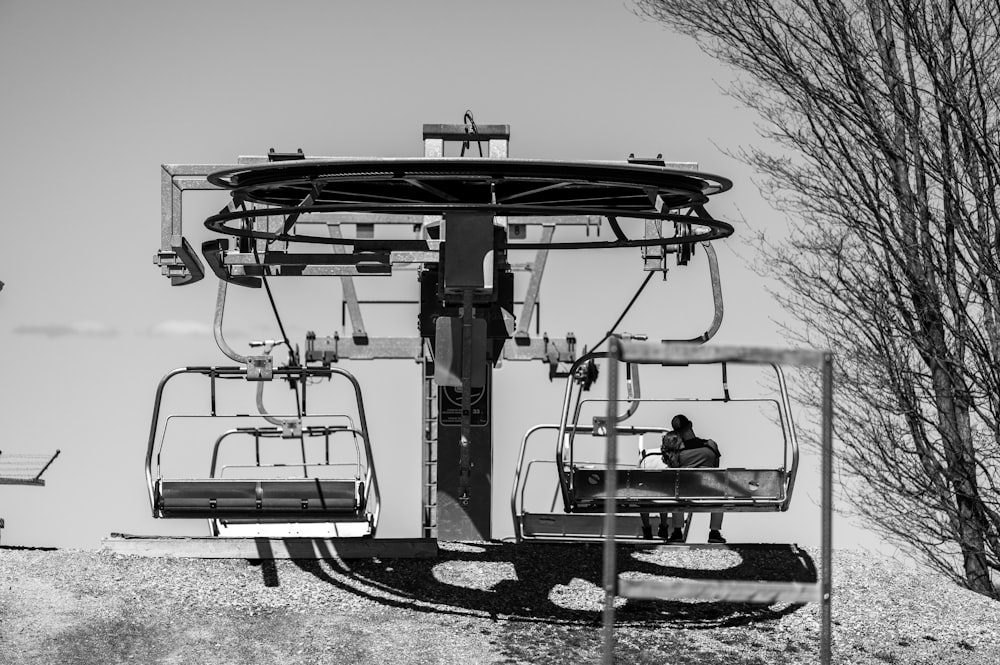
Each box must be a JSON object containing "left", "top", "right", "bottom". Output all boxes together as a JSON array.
[{"left": 0, "top": 0, "right": 904, "bottom": 563}]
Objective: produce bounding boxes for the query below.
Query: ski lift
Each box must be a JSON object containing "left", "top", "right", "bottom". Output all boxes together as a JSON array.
[
  {"left": 511, "top": 350, "right": 800, "bottom": 542},
  {"left": 145, "top": 364, "right": 381, "bottom": 537},
  {"left": 155, "top": 125, "right": 738, "bottom": 542}
]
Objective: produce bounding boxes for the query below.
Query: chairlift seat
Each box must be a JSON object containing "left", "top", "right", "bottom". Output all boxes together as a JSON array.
[
  {"left": 568, "top": 466, "right": 787, "bottom": 511},
  {"left": 156, "top": 478, "right": 364, "bottom": 519}
]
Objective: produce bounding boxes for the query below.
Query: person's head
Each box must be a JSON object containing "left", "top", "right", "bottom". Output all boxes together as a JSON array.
[
  {"left": 671, "top": 414, "right": 693, "bottom": 434},
  {"left": 661, "top": 431, "right": 682, "bottom": 450}
]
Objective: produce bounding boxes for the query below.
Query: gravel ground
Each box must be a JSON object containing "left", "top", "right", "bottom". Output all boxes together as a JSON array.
[{"left": 1, "top": 542, "right": 997, "bottom": 664}]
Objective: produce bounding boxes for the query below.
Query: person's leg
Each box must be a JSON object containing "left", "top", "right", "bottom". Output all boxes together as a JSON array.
[
  {"left": 705, "top": 454, "right": 726, "bottom": 542},
  {"left": 656, "top": 513, "right": 671, "bottom": 539},
  {"left": 708, "top": 512, "right": 726, "bottom": 542},
  {"left": 640, "top": 512, "right": 653, "bottom": 539},
  {"left": 665, "top": 512, "right": 685, "bottom": 541}
]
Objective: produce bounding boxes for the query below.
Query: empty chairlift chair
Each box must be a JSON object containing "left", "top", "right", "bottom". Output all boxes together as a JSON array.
[{"left": 146, "top": 365, "right": 380, "bottom": 538}]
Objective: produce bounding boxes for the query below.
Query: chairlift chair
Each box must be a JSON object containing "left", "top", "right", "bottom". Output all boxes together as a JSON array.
[
  {"left": 511, "top": 351, "right": 800, "bottom": 542},
  {"left": 146, "top": 365, "right": 381, "bottom": 538}
]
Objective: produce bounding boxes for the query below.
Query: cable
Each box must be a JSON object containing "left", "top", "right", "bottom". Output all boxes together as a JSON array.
[
  {"left": 244, "top": 207, "right": 296, "bottom": 361},
  {"left": 251, "top": 240, "right": 309, "bottom": 473},
  {"left": 589, "top": 270, "right": 656, "bottom": 353},
  {"left": 460, "top": 109, "right": 483, "bottom": 157}
]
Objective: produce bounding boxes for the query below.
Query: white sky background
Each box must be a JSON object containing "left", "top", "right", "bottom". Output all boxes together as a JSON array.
[{"left": 0, "top": 0, "right": 902, "bottom": 561}]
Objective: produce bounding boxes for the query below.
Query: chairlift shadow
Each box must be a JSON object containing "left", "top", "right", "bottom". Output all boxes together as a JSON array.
[{"left": 289, "top": 540, "right": 814, "bottom": 628}]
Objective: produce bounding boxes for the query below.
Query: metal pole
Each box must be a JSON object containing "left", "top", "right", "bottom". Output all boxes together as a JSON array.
[
  {"left": 458, "top": 289, "right": 474, "bottom": 505},
  {"left": 820, "top": 352, "right": 834, "bottom": 665},
  {"left": 602, "top": 337, "right": 620, "bottom": 664},
  {"left": 33, "top": 450, "right": 61, "bottom": 482}
]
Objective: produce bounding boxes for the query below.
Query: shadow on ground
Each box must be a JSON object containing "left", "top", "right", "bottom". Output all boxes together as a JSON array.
[{"left": 291, "top": 541, "right": 816, "bottom": 628}]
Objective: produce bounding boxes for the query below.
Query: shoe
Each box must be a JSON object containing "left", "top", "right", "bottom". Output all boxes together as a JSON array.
[
  {"left": 656, "top": 524, "right": 670, "bottom": 540},
  {"left": 708, "top": 530, "right": 727, "bottom": 543},
  {"left": 668, "top": 529, "right": 685, "bottom": 543},
  {"left": 641, "top": 526, "right": 653, "bottom": 540}
]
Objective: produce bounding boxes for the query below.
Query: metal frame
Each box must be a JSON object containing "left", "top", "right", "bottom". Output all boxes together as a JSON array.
[
  {"left": 601, "top": 339, "right": 834, "bottom": 665},
  {"left": 0, "top": 450, "right": 60, "bottom": 486},
  {"left": 510, "top": 372, "right": 801, "bottom": 541},
  {"left": 155, "top": 127, "right": 737, "bottom": 543},
  {"left": 156, "top": 155, "right": 709, "bottom": 366},
  {"left": 157, "top": 161, "right": 605, "bottom": 283},
  {"left": 0, "top": 449, "right": 60, "bottom": 544},
  {"left": 158, "top": 157, "right": 585, "bottom": 366},
  {"left": 201, "top": 158, "right": 734, "bottom": 251}
]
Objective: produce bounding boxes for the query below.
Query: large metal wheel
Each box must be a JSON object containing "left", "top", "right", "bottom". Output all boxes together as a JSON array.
[{"left": 204, "top": 158, "right": 734, "bottom": 250}]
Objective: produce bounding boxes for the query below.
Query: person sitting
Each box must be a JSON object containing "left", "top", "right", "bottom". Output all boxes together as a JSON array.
[
  {"left": 639, "top": 431, "right": 684, "bottom": 539},
  {"left": 669, "top": 414, "right": 726, "bottom": 544}
]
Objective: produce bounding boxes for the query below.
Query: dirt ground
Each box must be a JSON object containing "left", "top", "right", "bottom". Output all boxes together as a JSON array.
[{"left": 1, "top": 543, "right": 998, "bottom": 665}]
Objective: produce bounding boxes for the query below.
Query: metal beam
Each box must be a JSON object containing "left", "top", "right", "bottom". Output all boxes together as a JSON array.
[
  {"left": 618, "top": 341, "right": 828, "bottom": 368},
  {"left": 422, "top": 123, "right": 511, "bottom": 142},
  {"left": 305, "top": 335, "right": 423, "bottom": 362},
  {"left": 501, "top": 337, "right": 575, "bottom": 362},
  {"left": 100, "top": 535, "right": 438, "bottom": 559},
  {"left": 327, "top": 223, "right": 369, "bottom": 342},
  {"left": 619, "top": 578, "right": 823, "bottom": 604},
  {"left": 515, "top": 225, "right": 554, "bottom": 337}
]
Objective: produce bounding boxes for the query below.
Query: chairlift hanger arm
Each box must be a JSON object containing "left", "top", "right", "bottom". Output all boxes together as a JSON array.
[
  {"left": 659, "top": 241, "right": 724, "bottom": 344},
  {"left": 554, "top": 352, "right": 641, "bottom": 508},
  {"left": 255, "top": 381, "right": 299, "bottom": 433},
  {"left": 213, "top": 280, "right": 249, "bottom": 364}
]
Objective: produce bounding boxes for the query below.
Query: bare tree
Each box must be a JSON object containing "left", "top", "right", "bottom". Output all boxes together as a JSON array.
[{"left": 634, "top": 0, "right": 1000, "bottom": 598}]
